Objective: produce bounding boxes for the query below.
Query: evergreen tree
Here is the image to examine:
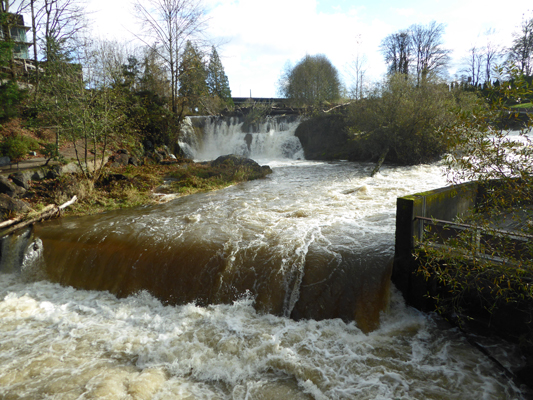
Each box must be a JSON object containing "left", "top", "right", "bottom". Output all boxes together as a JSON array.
[
  {"left": 207, "top": 46, "right": 233, "bottom": 108},
  {"left": 178, "top": 41, "right": 208, "bottom": 114}
]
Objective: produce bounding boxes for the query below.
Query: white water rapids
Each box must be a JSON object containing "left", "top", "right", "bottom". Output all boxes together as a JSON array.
[{"left": 0, "top": 117, "right": 530, "bottom": 399}]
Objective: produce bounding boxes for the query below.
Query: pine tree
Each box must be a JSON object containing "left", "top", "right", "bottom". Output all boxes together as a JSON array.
[
  {"left": 179, "top": 41, "right": 208, "bottom": 113},
  {"left": 207, "top": 46, "right": 233, "bottom": 108}
]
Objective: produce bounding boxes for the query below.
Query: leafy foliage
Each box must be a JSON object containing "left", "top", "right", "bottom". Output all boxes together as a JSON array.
[
  {"left": 278, "top": 54, "right": 341, "bottom": 107},
  {"left": 35, "top": 45, "right": 125, "bottom": 181},
  {"left": 347, "top": 73, "right": 475, "bottom": 165},
  {"left": 415, "top": 65, "right": 533, "bottom": 346}
]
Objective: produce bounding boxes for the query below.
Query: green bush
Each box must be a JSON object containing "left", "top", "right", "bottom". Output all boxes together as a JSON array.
[
  {"left": 346, "top": 74, "right": 478, "bottom": 165},
  {"left": 0, "top": 134, "right": 39, "bottom": 162}
]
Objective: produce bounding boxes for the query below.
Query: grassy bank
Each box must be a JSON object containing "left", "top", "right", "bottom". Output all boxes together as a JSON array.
[{"left": 25, "top": 159, "right": 272, "bottom": 217}]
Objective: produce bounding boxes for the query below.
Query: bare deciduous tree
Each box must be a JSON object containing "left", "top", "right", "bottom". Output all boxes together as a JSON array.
[
  {"left": 348, "top": 52, "right": 367, "bottom": 100},
  {"left": 133, "top": 0, "right": 208, "bottom": 115},
  {"left": 410, "top": 21, "right": 451, "bottom": 82},
  {"left": 462, "top": 45, "right": 483, "bottom": 87},
  {"left": 34, "top": 0, "right": 88, "bottom": 60},
  {"left": 508, "top": 14, "right": 533, "bottom": 76},
  {"left": 460, "top": 29, "right": 504, "bottom": 87},
  {"left": 347, "top": 35, "right": 367, "bottom": 100},
  {"left": 380, "top": 30, "right": 411, "bottom": 75}
]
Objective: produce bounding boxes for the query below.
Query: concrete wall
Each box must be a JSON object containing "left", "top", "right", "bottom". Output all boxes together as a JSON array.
[{"left": 392, "top": 181, "right": 478, "bottom": 308}]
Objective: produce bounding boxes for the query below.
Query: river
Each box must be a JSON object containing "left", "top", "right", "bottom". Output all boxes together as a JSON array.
[{"left": 0, "top": 117, "right": 530, "bottom": 399}]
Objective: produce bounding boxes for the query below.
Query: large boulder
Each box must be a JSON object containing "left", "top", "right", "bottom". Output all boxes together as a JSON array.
[
  {"left": 0, "top": 193, "right": 30, "bottom": 216},
  {"left": 295, "top": 114, "right": 361, "bottom": 161},
  {"left": 211, "top": 154, "right": 272, "bottom": 176},
  {"left": 46, "top": 165, "right": 62, "bottom": 179},
  {"left": 0, "top": 175, "right": 26, "bottom": 198},
  {"left": 9, "top": 171, "right": 32, "bottom": 190},
  {"left": 30, "top": 169, "right": 47, "bottom": 181}
]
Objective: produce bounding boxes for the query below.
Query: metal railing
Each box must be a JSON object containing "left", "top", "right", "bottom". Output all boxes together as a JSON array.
[{"left": 415, "top": 216, "right": 533, "bottom": 264}]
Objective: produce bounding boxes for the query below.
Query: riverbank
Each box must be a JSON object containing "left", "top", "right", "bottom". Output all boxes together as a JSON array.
[{"left": 0, "top": 153, "right": 273, "bottom": 222}]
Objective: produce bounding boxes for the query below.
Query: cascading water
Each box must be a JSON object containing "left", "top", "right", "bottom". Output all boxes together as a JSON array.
[
  {"left": 0, "top": 118, "right": 530, "bottom": 399},
  {"left": 179, "top": 115, "right": 304, "bottom": 161}
]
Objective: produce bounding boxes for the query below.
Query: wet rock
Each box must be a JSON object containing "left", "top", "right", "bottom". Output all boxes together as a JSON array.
[
  {"left": 261, "top": 165, "right": 273, "bottom": 175},
  {"left": 295, "top": 114, "right": 360, "bottom": 161},
  {"left": 244, "top": 133, "right": 253, "bottom": 152},
  {"left": 0, "top": 193, "right": 30, "bottom": 215},
  {"left": 211, "top": 154, "right": 272, "bottom": 176},
  {"left": 144, "top": 140, "right": 154, "bottom": 151},
  {"left": 157, "top": 149, "right": 168, "bottom": 159},
  {"left": 212, "top": 154, "right": 258, "bottom": 167},
  {"left": 9, "top": 171, "right": 32, "bottom": 190}
]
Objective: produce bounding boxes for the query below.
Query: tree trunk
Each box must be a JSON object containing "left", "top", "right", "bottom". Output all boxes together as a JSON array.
[
  {"left": 371, "top": 147, "right": 389, "bottom": 177},
  {"left": 31, "top": 0, "right": 39, "bottom": 90},
  {"left": 0, "top": 196, "right": 77, "bottom": 238}
]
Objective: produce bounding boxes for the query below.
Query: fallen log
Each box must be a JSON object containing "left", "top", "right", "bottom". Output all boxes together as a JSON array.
[
  {"left": 0, "top": 196, "right": 77, "bottom": 238},
  {"left": 0, "top": 216, "right": 24, "bottom": 229},
  {"left": 323, "top": 102, "right": 352, "bottom": 113},
  {"left": 371, "top": 148, "right": 389, "bottom": 177}
]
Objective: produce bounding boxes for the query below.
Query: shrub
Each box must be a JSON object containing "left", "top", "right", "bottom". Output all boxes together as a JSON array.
[
  {"left": 0, "top": 135, "right": 29, "bottom": 163},
  {"left": 347, "top": 74, "right": 478, "bottom": 165}
]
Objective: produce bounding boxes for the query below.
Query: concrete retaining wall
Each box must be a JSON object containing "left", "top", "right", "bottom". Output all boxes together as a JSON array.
[{"left": 392, "top": 182, "right": 478, "bottom": 308}]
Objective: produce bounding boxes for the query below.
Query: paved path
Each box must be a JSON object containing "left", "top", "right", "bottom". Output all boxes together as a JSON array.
[{"left": 0, "top": 143, "right": 103, "bottom": 175}]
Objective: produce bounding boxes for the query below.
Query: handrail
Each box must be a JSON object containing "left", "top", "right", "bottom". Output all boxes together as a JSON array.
[{"left": 414, "top": 216, "right": 533, "bottom": 240}]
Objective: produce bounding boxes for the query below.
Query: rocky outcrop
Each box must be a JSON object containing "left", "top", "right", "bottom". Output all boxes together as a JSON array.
[
  {"left": 9, "top": 171, "right": 32, "bottom": 190},
  {"left": 211, "top": 154, "right": 272, "bottom": 176},
  {"left": 0, "top": 194, "right": 30, "bottom": 215},
  {"left": 295, "top": 114, "right": 361, "bottom": 161},
  {"left": 108, "top": 149, "right": 140, "bottom": 168},
  {"left": 0, "top": 175, "right": 26, "bottom": 198},
  {"left": 0, "top": 164, "right": 76, "bottom": 220}
]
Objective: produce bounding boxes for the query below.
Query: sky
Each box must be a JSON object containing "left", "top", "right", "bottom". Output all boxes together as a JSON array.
[{"left": 41, "top": 0, "right": 533, "bottom": 97}]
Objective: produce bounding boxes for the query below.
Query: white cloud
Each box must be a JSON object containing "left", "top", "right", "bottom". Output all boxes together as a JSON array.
[{"left": 83, "top": 0, "right": 533, "bottom": 97}]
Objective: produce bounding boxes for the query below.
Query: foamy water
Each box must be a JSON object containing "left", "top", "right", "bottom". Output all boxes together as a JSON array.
[
  {"left": 0, "top": 273, "right": 525, "bottom": 399},
  {"left": 0, "top": 161, "right": 528, "bottom": 399}
]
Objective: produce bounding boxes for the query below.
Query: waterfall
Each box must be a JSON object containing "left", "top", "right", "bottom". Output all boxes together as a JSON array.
[{"left": 179, "top": 115, "right": 305, "bottom": 160}]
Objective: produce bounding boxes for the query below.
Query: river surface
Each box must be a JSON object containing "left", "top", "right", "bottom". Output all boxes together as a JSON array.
[{"left": 0, "top": 158, "right": 529, "bottom": 399}]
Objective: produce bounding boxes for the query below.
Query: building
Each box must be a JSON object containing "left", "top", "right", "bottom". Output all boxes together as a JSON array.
[
  {"left": 0, "top": 13, "right": 32, "bottom": 59},
  {"left": 1, "top": 13, "right": 38, "bottom": 79}
]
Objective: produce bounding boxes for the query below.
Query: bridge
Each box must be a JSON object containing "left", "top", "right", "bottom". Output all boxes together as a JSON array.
[{"left": 232, "top": 97, "right": 288, "bottom": 106}]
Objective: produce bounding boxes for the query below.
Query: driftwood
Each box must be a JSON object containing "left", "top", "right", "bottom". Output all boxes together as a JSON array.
[
  {"left": 0, "top": 216, "right": 24, "bottom": 229},
  {"left": 0, "top": 196, "right": 77, "bottom": 238},
  {"left": 323, "top": 102, "right": 352, "bottom": 113},
  {"left": 371, "top": 148, "right": 389, "bottom": 177}
]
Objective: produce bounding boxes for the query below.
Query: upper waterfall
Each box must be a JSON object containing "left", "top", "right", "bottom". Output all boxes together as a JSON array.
[{"left": 178, "top": 115, "right": 305, "bottom": 161}]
